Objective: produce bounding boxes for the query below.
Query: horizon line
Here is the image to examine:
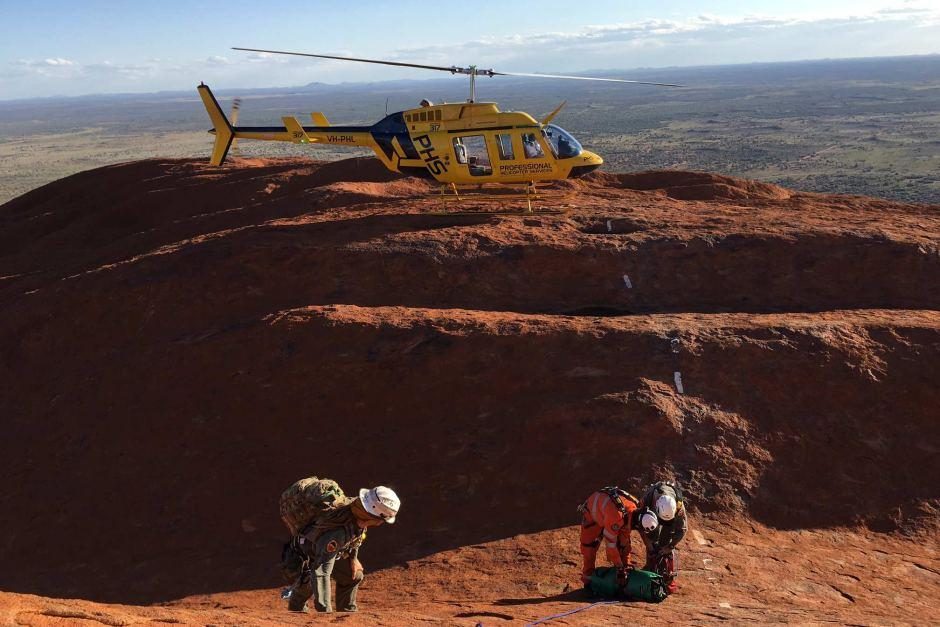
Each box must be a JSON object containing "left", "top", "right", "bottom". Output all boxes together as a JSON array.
[{"left": 1, "top": 52, "right": 938, "bottom": 104}]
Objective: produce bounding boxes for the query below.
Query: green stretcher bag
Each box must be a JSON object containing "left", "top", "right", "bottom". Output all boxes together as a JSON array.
[{"left": 588, "top": 567, "right": 668, "bottom": 603}]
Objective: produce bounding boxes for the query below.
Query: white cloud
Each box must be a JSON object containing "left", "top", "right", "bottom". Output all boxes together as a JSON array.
[
  {"left": 391, "top": 5, "right": 940, "bottom": 70},
  {"left": 85, "top": 60, "right": 161, "bottom": 79},
  {"left": 230, "top": 50, "right": 336, "bottom": 71},
  {"left": 10, "top": 57, "right": 82, "bottom": 80},
  {"left": 16, "top": 57, "right": 77, "bottom": 68},
  {"left": 243, "top": 51, "right": 291, "bottom": 64}
]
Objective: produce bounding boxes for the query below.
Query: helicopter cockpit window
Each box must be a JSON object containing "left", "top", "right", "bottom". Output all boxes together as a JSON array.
[
  {"left": 542, "top": 124, "right": 583, "bottom": 159},
  {"left": 496, "top": 134, "right": 514, "bottom": 160},
  {"left": 453, "top": 135, "right": 492, "bottom": 176},
  {"left": 522, "top": 133, "right": 544, "bottom": 159}
]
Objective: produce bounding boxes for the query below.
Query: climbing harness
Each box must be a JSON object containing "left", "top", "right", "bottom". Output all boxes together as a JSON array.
[{"left": 599, "top": 486, "right": 639, "bottom": 517}]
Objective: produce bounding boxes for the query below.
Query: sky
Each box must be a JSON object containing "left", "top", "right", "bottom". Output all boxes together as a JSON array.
[{"left": 1, "top": 0, "right": 938, "bottom": 100}]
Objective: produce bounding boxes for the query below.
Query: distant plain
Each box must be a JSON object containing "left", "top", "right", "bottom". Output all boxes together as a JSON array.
[{"left": 0, "top": 55, "right": 938, "bottom": 205}]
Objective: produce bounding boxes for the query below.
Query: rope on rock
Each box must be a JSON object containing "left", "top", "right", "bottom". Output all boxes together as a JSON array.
[{"left": 525, "top": 600, "right": 621, "bottom": 626}]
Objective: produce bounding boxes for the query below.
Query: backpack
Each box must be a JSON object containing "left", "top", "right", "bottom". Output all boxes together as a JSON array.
[
  {"left": 624, "top": 568, "right": 668, "bottom": 603},
  {"left": 588, "top": 567, "right": 668, "bottom": 603},
  {"left": 279, "top": 476, "right": 348, "bottom": 535}
]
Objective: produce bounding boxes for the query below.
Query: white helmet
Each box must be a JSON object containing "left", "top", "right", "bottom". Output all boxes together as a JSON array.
[
  {"left": 359, "top": 486, "right": 400, "bottom": 524},
  {"left": 639, "top": 511, "right": 659, "bottom": 532},
  {"left": 655, "top": 494, "right": 678, "bottom": 521}
]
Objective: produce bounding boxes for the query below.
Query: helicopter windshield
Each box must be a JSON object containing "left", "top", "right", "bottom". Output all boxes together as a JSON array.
[{"left": 542, "top": 124, "right": 582, "bottom": 159}]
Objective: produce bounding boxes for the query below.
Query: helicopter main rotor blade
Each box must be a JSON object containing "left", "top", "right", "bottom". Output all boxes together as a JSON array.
[
  {"left": 541, "top": 100, "right": 567, "bottom": 126},
  {"left": 494, "top": 70, "right": 682, "bottom": 88},
  {"left": 232, "top": 47, "right": 471, "bottom": 74},
  {"left": 232, "top": 48, "right": 682, "bottom": 87}
]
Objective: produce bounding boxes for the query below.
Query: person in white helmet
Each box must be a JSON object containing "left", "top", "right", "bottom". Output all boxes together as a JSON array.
[
  {"left": 638, "top": 480, "right": 687, "bottom": 594},
  {"left": 286, "top": 485, "right": 400, "bottom": 613}
]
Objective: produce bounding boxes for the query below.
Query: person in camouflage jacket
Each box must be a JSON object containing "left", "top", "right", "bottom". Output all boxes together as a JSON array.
[{"left": 285, "top": 486, "right": 400, "bottom": 613}]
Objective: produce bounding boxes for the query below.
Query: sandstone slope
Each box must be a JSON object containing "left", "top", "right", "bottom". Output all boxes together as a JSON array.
[{"left": 1, "top": 157, "right": 938, "bottom": 624}]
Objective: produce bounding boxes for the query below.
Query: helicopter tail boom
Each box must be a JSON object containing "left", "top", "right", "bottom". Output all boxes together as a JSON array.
[{"left": 198, "top": 83, "right": 380, "bottom": 164}]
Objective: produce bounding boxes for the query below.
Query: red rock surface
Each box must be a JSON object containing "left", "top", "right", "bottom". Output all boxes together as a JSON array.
[{"left": 1, "top": 157, "right": 938, "bottom": 624}]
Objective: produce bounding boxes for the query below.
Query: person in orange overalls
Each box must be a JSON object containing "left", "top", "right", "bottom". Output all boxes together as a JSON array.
[{"left": 578, "top": 487, "right": 659, "bottom": 584}]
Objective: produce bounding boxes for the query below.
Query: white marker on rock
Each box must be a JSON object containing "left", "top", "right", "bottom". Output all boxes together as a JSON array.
[
  {"left": 622, "top": 274, "right": 632, "bottom": 289},
  {"left": 606, "top": 219, "right": 613, "bottom": 232},
  {"left": 674, "top": 371, "right": 684, "bottom": 394}
]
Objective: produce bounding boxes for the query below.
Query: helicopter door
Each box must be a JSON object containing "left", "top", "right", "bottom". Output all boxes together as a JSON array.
[{"left": 452, "top": 135, "right": 492, "bottom": 177}]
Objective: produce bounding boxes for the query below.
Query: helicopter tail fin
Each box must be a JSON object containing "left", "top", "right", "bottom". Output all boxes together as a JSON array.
[
  {"left": 282, "top": 116, "right": 312, "bottom": 143},
  {"left": 197, "top": 83, "right": 236, "bottom": 165}
]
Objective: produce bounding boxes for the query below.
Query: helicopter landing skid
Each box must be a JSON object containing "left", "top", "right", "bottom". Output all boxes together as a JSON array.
[{"left": 434, "top": 182, "right": 567, "bottom": 215}]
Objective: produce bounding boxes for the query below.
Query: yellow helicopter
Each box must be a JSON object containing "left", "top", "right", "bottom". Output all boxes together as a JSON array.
[{"left": 198, "top": 48, "right": 680, "bottom": 202}]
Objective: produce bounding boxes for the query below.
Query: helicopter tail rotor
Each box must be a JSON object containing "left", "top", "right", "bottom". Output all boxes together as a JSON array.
[
  {"left": 230, "top": 97, "right": 242, "bottom": 156},
  {"left": 197, "top": 83, "right": 236, "bottom": 166}
]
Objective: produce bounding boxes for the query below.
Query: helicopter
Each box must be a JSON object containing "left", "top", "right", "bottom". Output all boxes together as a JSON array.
[{"left": 198, "top": 48, "right": 680, "bottom": 194}]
